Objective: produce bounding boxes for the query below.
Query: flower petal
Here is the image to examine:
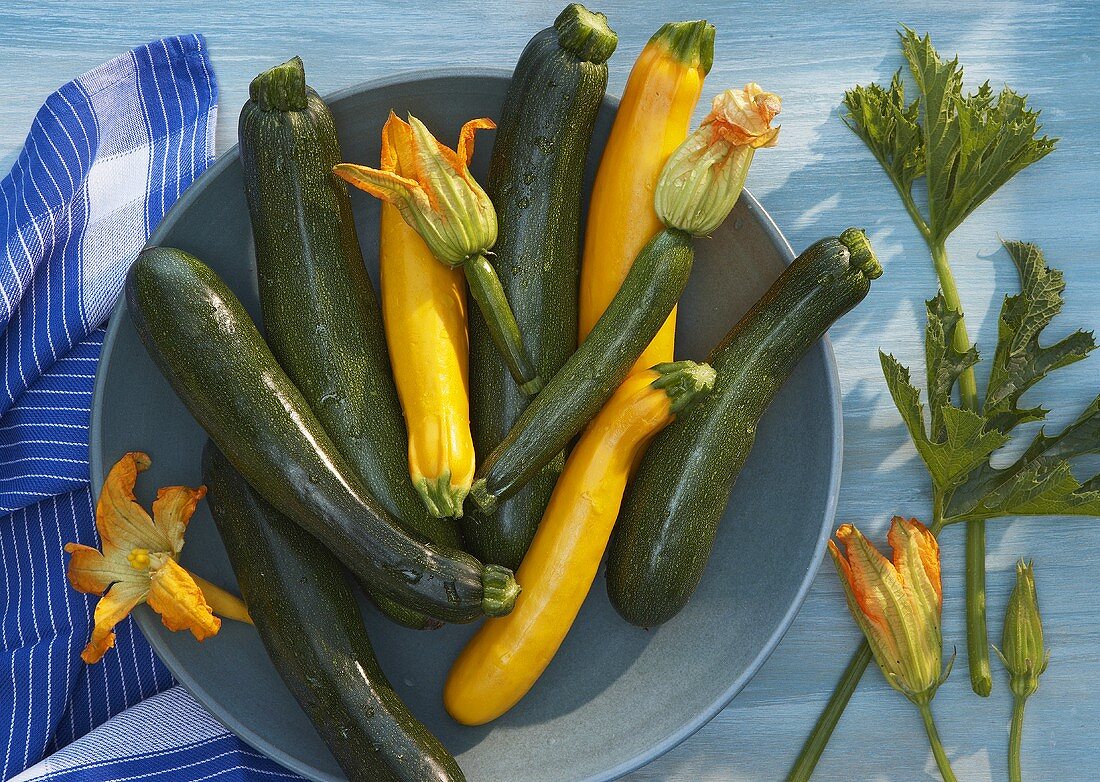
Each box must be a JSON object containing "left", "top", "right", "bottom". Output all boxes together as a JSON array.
[
  {"left": 333, "top": 163, "right": 422, "bottom": 206},
  {"left": 96, "top": 452, "right": 170, "bottom": 553},
  {"left": 381, "top": 111, "right": 417, "bottom": 178},
  {"left": 889, "top": 516, "right": 942, "bottom": 610},
  {"left": 829, "top": 534, "right": 904, "bottom": 678},
  {"left": 407, "top": 113, "right": 464, "bottom": 177},
  {"left": 456, "top": 117, "right": 496, "bottom": 169},
  {"left": 147, "top": 557, "right": 221, "bottom": 642},
  {"left": 64, "top": 542, "right": 137, "bottom": 596},
  {"left": 81, "top": 580, "right": 147, "bottom": 664},
  {"left": 833, "top": 524, "right": 903, "bottom": 640},
  {"left": 707, "top": 83, "right": 782, "bottom": 149},
  {"left": 151, "top": 485, "right": 207, "bottom": 557}
]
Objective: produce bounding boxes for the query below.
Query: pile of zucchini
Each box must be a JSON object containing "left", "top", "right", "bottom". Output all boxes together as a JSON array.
[{"left": 123, "top": 4, "right": 880, "bottom": 779}]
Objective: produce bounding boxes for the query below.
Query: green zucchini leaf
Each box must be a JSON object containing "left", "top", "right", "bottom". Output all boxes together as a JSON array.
[
  {"left": 899, "top": 27, "right": 1056, "bottom": 243},
  {"left": 881, "top": 350, "right": 1007, "bottom": 490},
  {"left": 983, "top": 241, "right": 1096, "bottom": 433},
  {"left": 843, "top": 72, "right": 924, "bottom": 206},
  {"left": 948, "top": 394, "right": 1100, "bottom": 521}
]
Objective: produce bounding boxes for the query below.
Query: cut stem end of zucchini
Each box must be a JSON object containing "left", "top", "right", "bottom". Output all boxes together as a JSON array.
[
  {"left": 415, "top": 474, "right": 469, "bottom": 519},
  {"left": 649, "top": 19, "right": 715, "bottom": 75},
  {"left": 469, "top": 479, "right": 497, "bottom": 514},
  {"left": 554, "top": 3, "right": 618, "bottom": 64},
  {"left": 481, "top": 564, "right": 521, "bottom": 616},
  {"left": 651, "top": 360, "right": 717, "bottom": 415},
  {"left": 839, "top": 227, "right": 883, "bottom": 280},
  {"left": 248, "top": 56, "right": 308, "bottom": 112}
]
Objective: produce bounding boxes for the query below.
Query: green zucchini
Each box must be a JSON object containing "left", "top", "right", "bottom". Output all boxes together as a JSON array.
[
  {"left": 606, "top": 229, "right": 882, "bottom": 626},
  {"left": 465, "top": 3, "right": 617, "bottom": 568},
  {"left": 470, "top": 227, "right": 694, "bottom": 513},
  {"left": 203, "top": 443, "right": 465, "bottom": 782},
  {"left": 239, "top": 57, "right": 456, "bottom": 629},
  {"left": 126, "top": 246, "right": 519, "bottom": 623}
]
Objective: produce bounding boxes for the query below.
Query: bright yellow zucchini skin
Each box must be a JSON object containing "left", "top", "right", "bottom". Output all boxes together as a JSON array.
[
  {"left": 444, "top": 362, "right": 713, "bottom": 725},
  {"left": 380, "top": 200, "right": 475, "bottom": 519},
  {"left": 577, "top": 20, "right": 713, "bottom": 371}
]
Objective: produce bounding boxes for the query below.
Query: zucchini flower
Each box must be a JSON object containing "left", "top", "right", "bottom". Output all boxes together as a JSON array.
[
  {"left": 830, "top": 517, "right": 958, "bottom": 782},
  {"left": 996, "top": 560, "right": 1049, "bottom": 782},
  {"left": 830, "top": 517, "right": 948, "bottom": 703},
  {"left": 65, "top": 452, "right": 251, "bottom": 663},
  {"left": 655, "top": 83, "right": 780, "bottom": 236},
  {"left": 335, "top": 114, "right": 542, "bottom": 396}
]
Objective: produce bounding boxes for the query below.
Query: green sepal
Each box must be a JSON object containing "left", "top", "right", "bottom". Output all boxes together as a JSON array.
[
  {"left": 650, "top": 360, "right": 716, "bottom": 415},
  {"left": 414, "top": 472, "right": 469, "bottom": 520}
]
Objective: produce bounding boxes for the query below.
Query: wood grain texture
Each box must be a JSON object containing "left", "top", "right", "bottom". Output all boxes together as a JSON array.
[{"left": 3, "top": 0, "right": 1098, "bottom": 779}]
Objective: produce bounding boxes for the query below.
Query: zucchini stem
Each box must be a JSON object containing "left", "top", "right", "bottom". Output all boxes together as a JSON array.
[
  {"left": 464, "top": 254, "right": 543, "bottom": 396},
  {"left": 785, "top": 642, "right": 873, "bottom": 781},
  {"left": 415, "top": 472, "right": 468, "bottom": 520},
  {"left": 554, "top": 3, "right": 617, "bottom": 64},
  {"left": 481, "top": 564, "right": 521, "bottom": 617},
  {"left": 248, "top": 56, "right": 308, "bottom": 112},
  {"left": 649, "top": 19, "right": 715, "bottom": 74},
  {"left": 930, "top": 240, "right": 991, "bottom": 697},
  {"left": 1009, "top": 694, "right": 1026, "bottom": 782}
]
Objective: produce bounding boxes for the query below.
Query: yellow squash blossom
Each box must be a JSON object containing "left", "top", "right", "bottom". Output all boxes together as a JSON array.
[
  {"left": 655, "top": 82, "right": 781, "bottom": 237},
  {"left": 828, "top": 516, "right": 948, "bottom": 704},
  {"left": 829, "top": 517, "right": 959, "bottom": 782},
  {"left": 335, "top": 114, "right": 496, "bottom": 267},
  {"left": 335, "top": 113, "right": 541, "bottom": 395},
  {"left": 65, "top": 452, "right": 250, "bottom": 664}
]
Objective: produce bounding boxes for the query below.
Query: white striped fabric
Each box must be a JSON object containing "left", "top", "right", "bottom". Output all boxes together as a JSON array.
[{"left": 1, "top": 35, "right": 302, "bottom": 782}]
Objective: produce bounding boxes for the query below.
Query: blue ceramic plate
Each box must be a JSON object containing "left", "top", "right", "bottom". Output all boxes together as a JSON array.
[{"left": 90, "top": 70, "right": 841, "bottom": 782}]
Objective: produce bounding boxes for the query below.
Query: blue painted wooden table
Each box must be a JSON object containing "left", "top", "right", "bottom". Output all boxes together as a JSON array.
[{"left": 3, "top": 1, "right": 1098, "bottom": 779}]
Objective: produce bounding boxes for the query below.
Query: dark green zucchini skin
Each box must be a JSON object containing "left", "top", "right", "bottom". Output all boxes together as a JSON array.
[
  {"left": 203, "top": 443, "right": 465, "bottom": 782},
  {"left": 466, "top": 6, "right": 616, "bottom": 569},
  {"left": 239, "top": 57, "right": 457, "bottom": 547},
  {"left": 238, "top": 58, "right": 456, "bottom": 629},
  {"left": 606, "top": 229, "right": 882, "bottom": 626},
  {"left": 126, "top": 247, "right": 518, "bottom": 623},
  {"left": 470, "top": 227, "right": 694, "bottom": 512}
]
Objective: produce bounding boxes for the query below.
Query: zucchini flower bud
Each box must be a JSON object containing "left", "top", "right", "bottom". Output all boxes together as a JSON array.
[
  {"left": 335, "top": 113, "right": 497, "bottom": 267},
  {"left": 997, "top": 560, "right": 1049, "bottom": 699},
  {"left": 829, "top": 517, "right": 950, "bottom": 705},
  {"left": 655, "top": 83, "right": 780, "bottom": 236}
]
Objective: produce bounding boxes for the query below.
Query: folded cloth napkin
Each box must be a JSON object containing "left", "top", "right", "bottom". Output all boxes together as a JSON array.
[{"left": 1, "top": 35, "right": 298, "bottom": 782}]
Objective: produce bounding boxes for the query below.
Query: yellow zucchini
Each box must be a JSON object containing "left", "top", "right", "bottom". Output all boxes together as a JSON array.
[
  {"left": 577, "top": 19, "right": 714, "bottom": 371},
  {"left": 379, "top": 138, "right": 475, "bottom": 519},
  {"left": 443, "top": 361, "right": 714, "bottom": 725}
]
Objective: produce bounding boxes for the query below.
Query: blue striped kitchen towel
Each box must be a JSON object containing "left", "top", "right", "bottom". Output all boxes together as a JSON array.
[{"left": 1, "top": 35, "right": 299, "bottom": 782}]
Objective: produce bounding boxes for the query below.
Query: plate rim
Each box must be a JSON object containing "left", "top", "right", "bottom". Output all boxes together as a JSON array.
[{"left": 89, "top": 65, "right": 843, "bottom": 782}]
